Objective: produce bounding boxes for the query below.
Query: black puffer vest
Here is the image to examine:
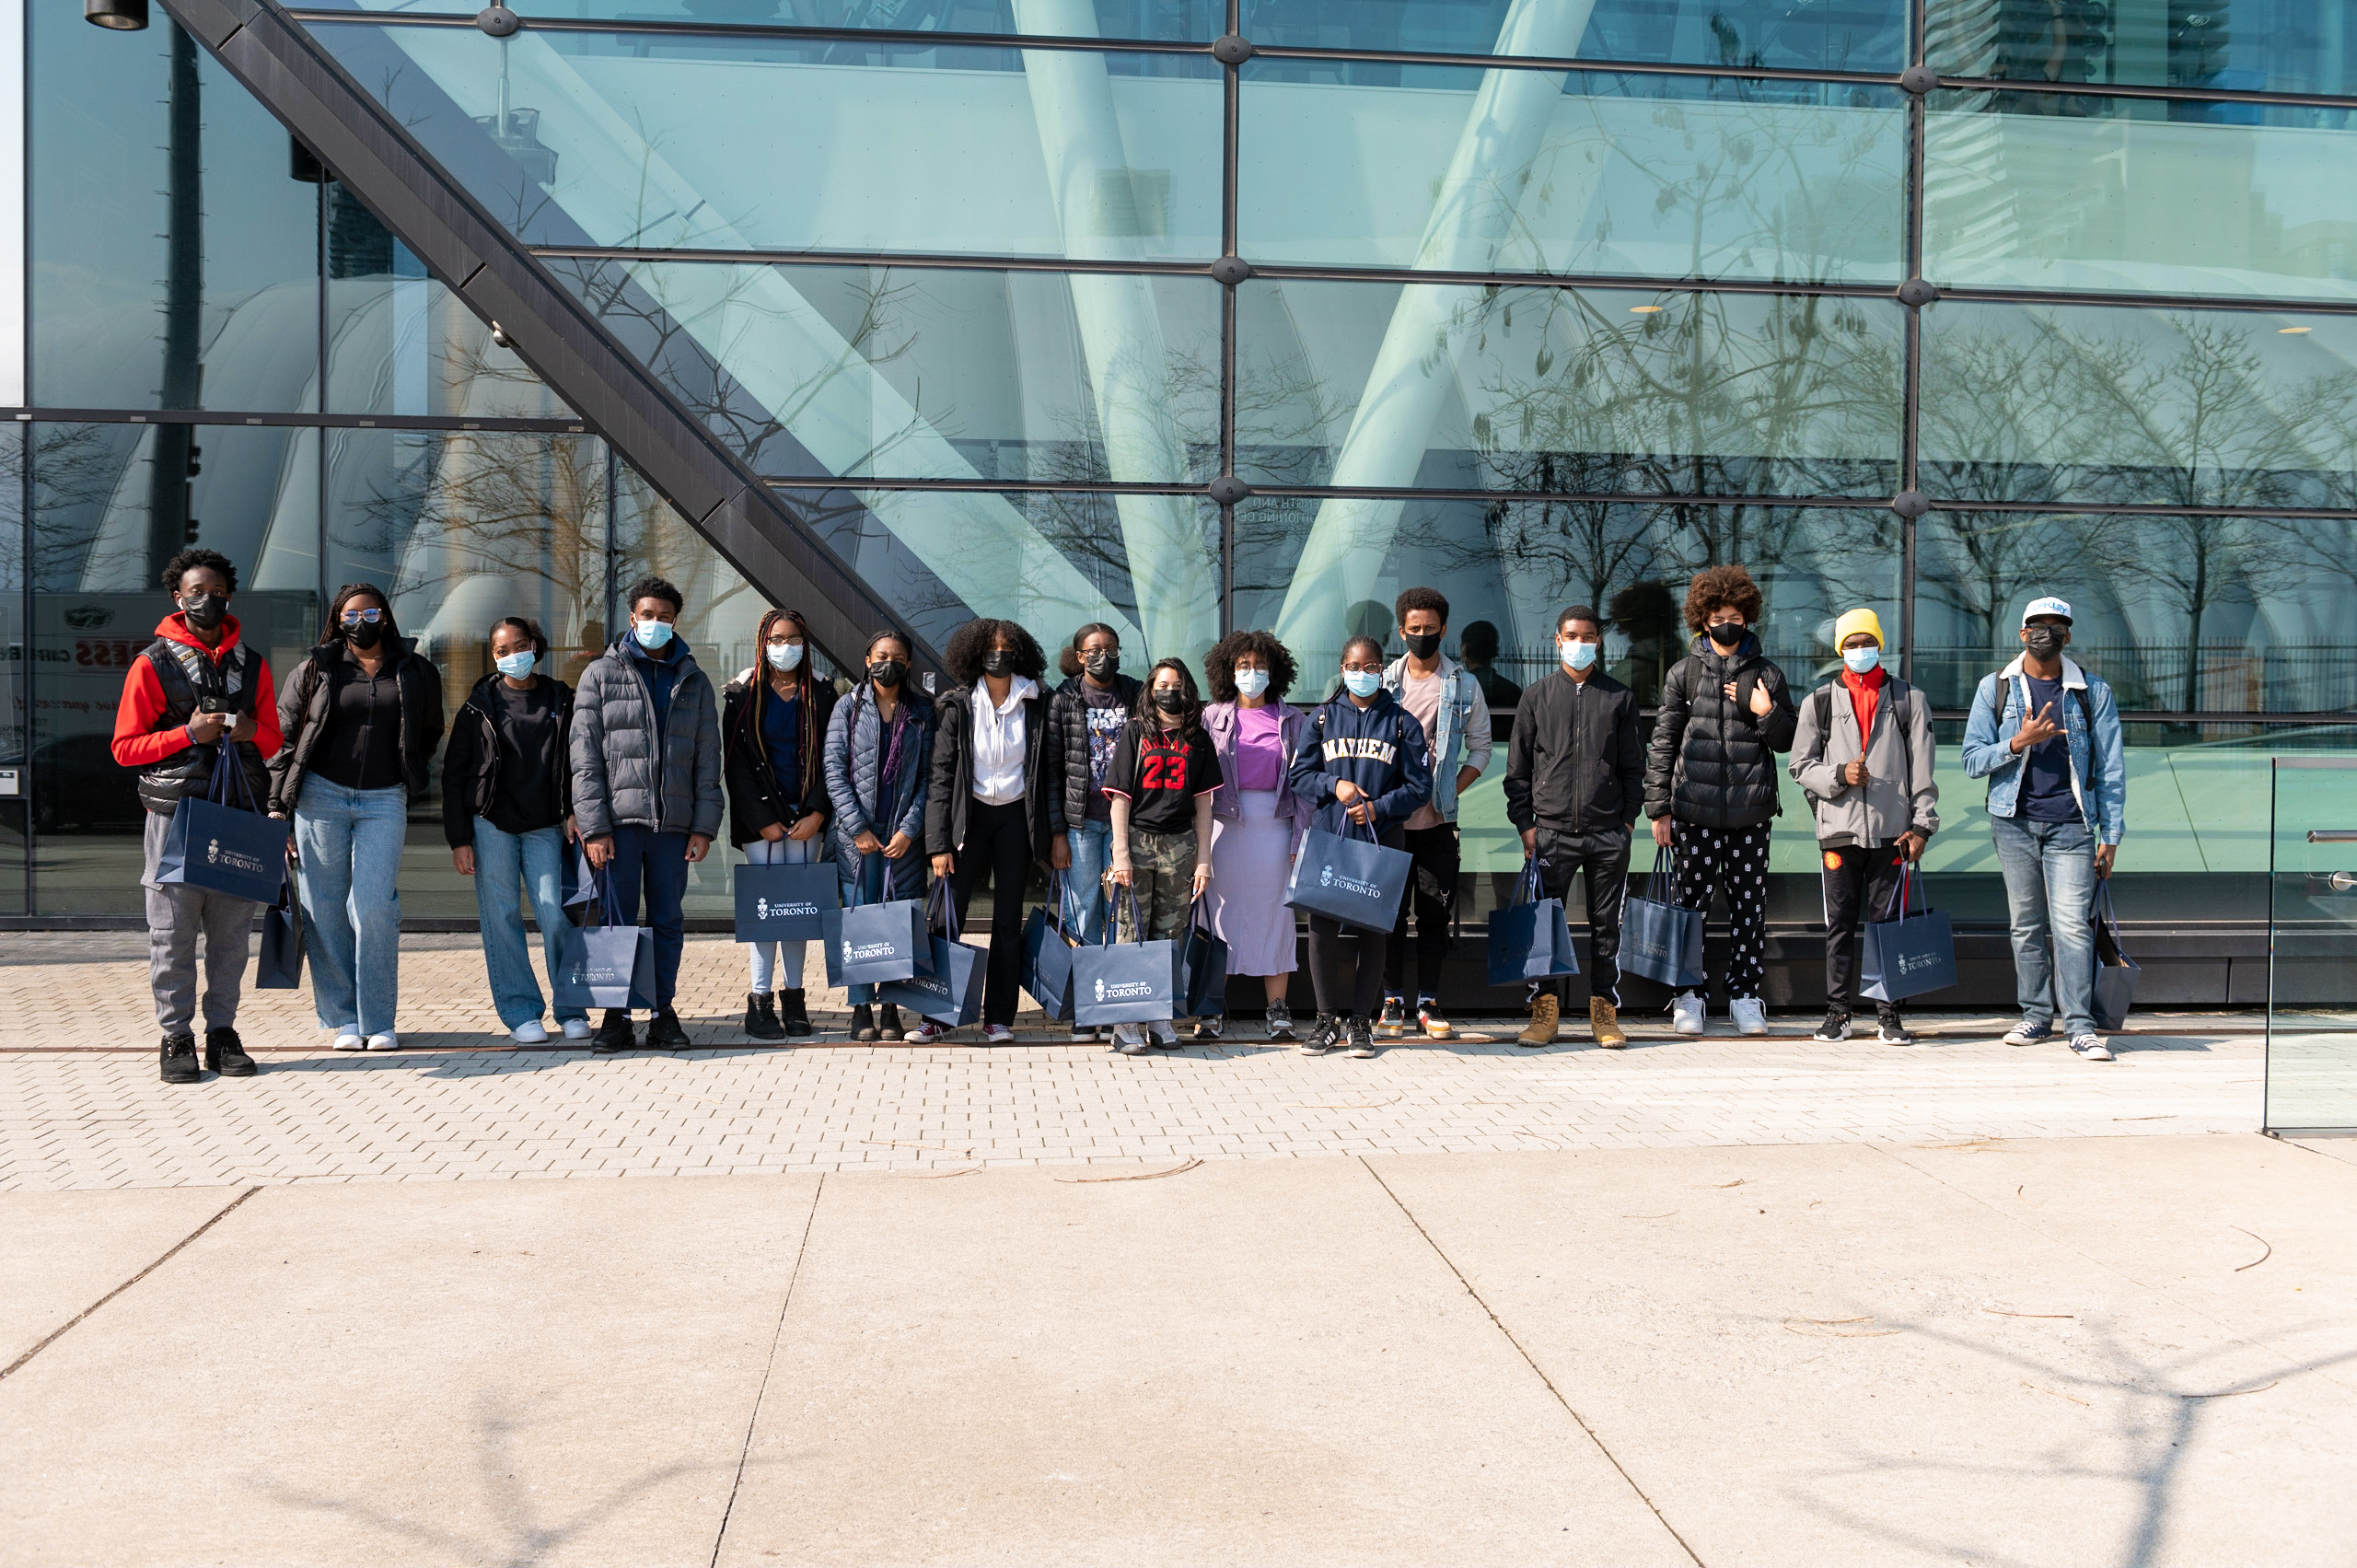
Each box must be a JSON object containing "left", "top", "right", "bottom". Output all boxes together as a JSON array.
[{"left": 136, "top": 638, "right": 271, "bottom": 816}]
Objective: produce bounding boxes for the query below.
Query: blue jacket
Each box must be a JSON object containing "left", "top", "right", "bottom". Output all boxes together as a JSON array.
[
  {"left": 1284, "top": 691, "right": 1434, "bottom": 838},
  {"left": 1960, "top": 654, "right": 2125, "bottom": 845},
  {"left": 1380, "top": 652, "right": 1492, "bottom": 822},
  {"left": 823, "top": 680, "right": 935, "bottom": 900}
]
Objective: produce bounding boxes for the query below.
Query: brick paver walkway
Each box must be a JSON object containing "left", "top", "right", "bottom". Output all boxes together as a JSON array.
[{"left": 0, "top": 935, "right": 2266, "bottom": 1191}]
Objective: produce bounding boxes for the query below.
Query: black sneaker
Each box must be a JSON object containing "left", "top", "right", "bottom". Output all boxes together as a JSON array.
[
  {"left": 1345, "top": 1016, "right": 1379, "bottom": 1058},
  {"left": 591, "top": 1009, "right": 635, "bottom": 1054},
  {"left": 1265, "top": 1000, "right": 1295, "bottom": 1041},
  {"left": 1876, "top": 1014, "right": 1916, "bottom": 1047},
  {"left": 744, "top": 992, "right": 785, "bottom": 1041},
  {"left": 203, "top": 1026, "right": 257, "bottom": 1076},
  {"left": 648, "top": 1008, "right": 691, "bottom": 1051},
  {"left": 1376, "top": 996, "right": 1407, "bottom": 1039},
  {"left": 1299, "top": 1013, "right": 1340, "bottom": 1056},
  {"left": 850, "top": 1004, "right": 878, "bottom": 1042},
  {"left": 877, "top": 1004, "right": 906, "bottom": 1041},
  {"left": 1812, "top": 1008, "right": 1852, "bottom": 1042},
  {"left": 778, "top": 988, "right": 814, "bottom": 1038},
  {"left": 160, "top": 1032, "right": 201, "bottom": 1084}
]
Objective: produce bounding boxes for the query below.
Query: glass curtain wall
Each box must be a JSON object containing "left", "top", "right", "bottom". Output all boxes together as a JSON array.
[{"left": 275, "top": 0, "right": 2357, "bottom": 927}]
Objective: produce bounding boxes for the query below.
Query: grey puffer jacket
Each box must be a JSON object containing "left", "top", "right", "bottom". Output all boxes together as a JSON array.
[
  {"left": 823, "top": 680, "right": 935, "bottom": 901},
  {"left": 569, "top": 633, "right": 724, "bottom": 841}
]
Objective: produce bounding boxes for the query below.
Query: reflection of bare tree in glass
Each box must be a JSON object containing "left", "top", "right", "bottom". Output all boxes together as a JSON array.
[{"left": 21, "top": 425, "right": 141, "bottom": 588}]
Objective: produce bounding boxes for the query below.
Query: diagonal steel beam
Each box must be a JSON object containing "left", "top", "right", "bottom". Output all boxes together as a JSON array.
[{"left": 152, "top": 0, "right": 939, "bottom": 676}]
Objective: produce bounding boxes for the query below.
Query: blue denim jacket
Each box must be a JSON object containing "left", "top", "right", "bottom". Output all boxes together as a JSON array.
[
  {"left": 1959, "top": 655, "right": 2126, "bottom": 845},
  {"left": 1380, "top": 653, "right": 1492, "bottom": 822}
]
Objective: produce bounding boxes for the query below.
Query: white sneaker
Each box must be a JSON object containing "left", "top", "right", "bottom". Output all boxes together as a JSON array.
[
  {"left": 2071, "top": 1034, "right": 2113, "bottom": 1062},
  {"left": 364, "top": 1032, "right": 400, "bottom": 1052},
  {"left": 510, "top": 1019, "right": 550, "bottom": 1045},
  {"left": 331, "top": 1026, "right": 365, "bottom": 1051},
  {"left": 561, "top": 1017, "right": 593, "bottom": 1040},
  {"left": 1671, "top": 993, "right": 1706, "bottom": 1035},
  {"left": 1730, "top": 997, "right": 1769, "bottom": 1036}
]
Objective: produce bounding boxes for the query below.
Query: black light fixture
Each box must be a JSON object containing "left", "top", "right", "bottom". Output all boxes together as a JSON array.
[{"left": 85, "top": 0, "right": 149, "bottom": 29}]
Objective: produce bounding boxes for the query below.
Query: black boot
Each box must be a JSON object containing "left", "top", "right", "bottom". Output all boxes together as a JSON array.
[
  {"left": 850, "top": 1004, "right": 878, "bottom": 1042},
  {"left": 648, "top": 1007, "right": 691, "bottom": 1051},
  {"left": 203, "top": 1026, "right": 257, "bottom": 1077},
  {"left": 744, "top": 992, "right": 785, "bottom": 1040},
  {"left": 160, "top": 1032, "right": 201, "bottom": 1084},
  {"left": 592, "top": 1008, "right": 635, "bottom": 1053},
  {"left": 778, "top": 987, "right": 813, "bottom": 1038},
  {"left": 877, "top": 1003, "right": 905, "bottom": 1041}
]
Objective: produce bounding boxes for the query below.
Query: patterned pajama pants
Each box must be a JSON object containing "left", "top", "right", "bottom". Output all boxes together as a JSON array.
[{"left": 1672, "top": 821, "right": 1771, "bottom": 1003}]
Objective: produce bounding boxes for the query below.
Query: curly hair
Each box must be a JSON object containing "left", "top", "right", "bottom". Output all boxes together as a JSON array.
[
  {"left": 161, "top": 547, "right": 237, "bottom": 595},
  {"left": 1393, "top": 586, "right": 1449, "bottom": 625},
  {"left": 1202, "top": 629, "right": 1297, "bottom": 703},
  {"left": 943, "top": 617, "right": 1047, "bottom": 686},
  {"left": 1056, "top": 621, "right": 1122, "bottom": 680},
  {"left": 1683, "top": 564, "right": 1762, "bottom": 633},
  {"left": 622, "top": 575, "right": 685, "bottom": 615},
  {"left": 1134, "top": 657, "right": 1203, "bottom": 736}
]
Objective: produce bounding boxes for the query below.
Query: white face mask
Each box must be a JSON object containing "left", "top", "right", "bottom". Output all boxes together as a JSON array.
[
  {"left": 1234, "top": 668, "right": 1271, "bottom": 698},
  {"left": 1843, "top": 645, "right": 1881, "bottom": 675},
  {"left": 1341, "top": 669, "right": 1382, "bottom": 699},
  {"left": 493, "top": 651, "right": 537, "bottom": 679},
  {"left": 766, "top": 641, "right": 804, "bottom": 671},
  {"left": 1561, "top": 640, "right": 1598, "bottom": 671},
  {"left": 633, "top": 618, "right": 674, "bottom": 650}
]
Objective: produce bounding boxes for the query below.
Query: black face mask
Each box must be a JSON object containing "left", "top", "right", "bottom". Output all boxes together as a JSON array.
[
  {"left": 868, "top": 658, "right": 907, "bottom": 690},
  {"left": 178, "top": 593, "right": 226, "bottom": 632},
  {"left": 1083, "top": 650, "right": 1119, "bottom": 680},
  {"left": 1153, "top": 689, "right": 1187, "bottom": 715},
  {"left": 981, "top": 649, "right": 1013, "bottom": 678},
  {"left": 1403, "top": 632, "right": 1441, "bottom": 660},
  {"left": 343, "top": 621, "right": 384, "bottom": 651},
  {"left": 2023, "top": 625, "right": 2066, "bottom": 659},
  {"left": 1706, "top": 621, "right": 1745, "bottom": 648}
]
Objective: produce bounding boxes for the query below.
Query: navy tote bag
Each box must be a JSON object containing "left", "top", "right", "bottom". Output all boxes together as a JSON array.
[
  {"left": 1860, "top": 865, "right": 1957, "bottom": 1004},
  {"left": 1073, "top": 889, "right": 1181, "bottom": 1027},
  {"left": 552, "top": 868, "right": 659, "bottom": 1013},
  {"left": 1620, "top": 844, "right": 1706, "bottom": 990},
  {"left": 825, "top": 854, "right": 930, "bottom": 988},
  {"left": 1178, "top": 895, "right": 1230, "bottom": 1017},
  {"left": 153, "top": 751, "right": 292, "bottom": 906},
  {"left": 1285, "top": 818, "right": 1411, "bottom": 931},
  {"left": 1022, "top": 872, "right": 1083, "bottom": 1022},
  {"left": 733, "top": 856, "right": 839, "bottom": 944},
  {"left": 1487, "top": 859, "right": 1579, "bottom": 986},
  {"left": 879, "top": 886, "right": 985, "bottom": 1027},
  {"left": 2090, "top": 881, "right": 2140, "bottom": 1030}
]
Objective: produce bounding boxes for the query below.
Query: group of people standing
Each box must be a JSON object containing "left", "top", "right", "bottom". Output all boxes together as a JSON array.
[{"left": 116, "top": 550, "right": 2128, "bottom": 1083}]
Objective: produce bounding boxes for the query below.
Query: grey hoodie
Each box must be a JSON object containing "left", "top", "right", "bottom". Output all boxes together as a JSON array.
[{"left": 1788, "top": 672, "right": 1939, "bottom": 848}]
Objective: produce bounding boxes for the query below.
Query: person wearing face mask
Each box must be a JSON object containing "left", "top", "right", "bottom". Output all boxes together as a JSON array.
[
  {"left": 723, "top": 609, "right": 837, "bottom": 1040},
  {"left": 1961, "top": 597, "right": 2126, "bottom": 1063},
  {"left": 824, "top": 630, "right": 935, "bottom": 1042},
  {"left": 1376, "top": 587, "right": 1492, "bottom": 1041},
  {"left": 1503, "top": 606, "right": 1645, "bottom": 1048},
  {"left": 1286, "top": 635, "right": 1434, "bottom": 1060},
  {"left": 1643, "top": 564, "right": 1798, "bottom": 1038},
  {"left": 1045, "top": 624, "right": 1142, "bottom": 1016},
  {"left": 1200, "top": 630, "right": 1314, "bottom": 1042},
  {"left": 1098, "top": 658, "right": 1224, "bottom": 1054},
  {"left": 442, "top": 617, "right": 585, "bottom": 1045},
  {"left": 571, "top": 576, "right": 725, "bottom": 1053},
  {"left": 270, "top": 582, "right": 445, "bottom": 1053},
  {"left": 1789, "top": 610, "right": 1939, "bottom": 1047},
  {"left": 924, "top": 618, "right": 1061, "bottom": 1044},
  {"left": 111, "top": 549, "right": 284, "bottom": 1084}
]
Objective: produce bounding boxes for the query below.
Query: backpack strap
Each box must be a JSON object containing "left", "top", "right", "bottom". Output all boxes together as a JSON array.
[
  {"left": 1812, "top": 684, "right": 1834, "bottom": 742},
  {"left": 2073, "top": 684, "right": 2098, "bottom": 792}
]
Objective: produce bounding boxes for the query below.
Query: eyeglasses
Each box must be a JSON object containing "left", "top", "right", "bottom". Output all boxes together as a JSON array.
[{"left": 340, "top": 608, "right": 384, "bottom": 624}]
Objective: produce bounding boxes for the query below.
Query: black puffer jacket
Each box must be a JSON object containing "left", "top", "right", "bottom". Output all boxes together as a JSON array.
[
  {"left": 721, "top": 670, "right": 837, "bottom": 849},
  {"left": 1046, "top": 671, "right": 1141, "bottom": 833},
  {"left": 924, "top": 681, "right": 1060, "bottom": 859},
  {"left": 270, "top": 637, "right": 445, "bottom": 815},
  {"left": 1643, "top": 632, "right": 1799, "bottom": 830}
]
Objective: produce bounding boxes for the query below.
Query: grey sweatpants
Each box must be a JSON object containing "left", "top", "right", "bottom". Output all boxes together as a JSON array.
[{"left": 143, "top": 808, "right": 259, "bottom": 1037}]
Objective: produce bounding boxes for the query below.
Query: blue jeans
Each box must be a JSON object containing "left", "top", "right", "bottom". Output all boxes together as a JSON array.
[
  {"left": 1991, "top": 814, "right": 2099, "bottom": 1036},
  {"left": 744, "top": 833, "right": 814, "bottom": 993},
  {"left": 606, "top": 826, "right": 691, "bottom": 1011},
  {"left": 295, "top": 777, "right": 408, "bottom": 1035},
  {"left": 472, "top": 819, "right": 585, "bottom": 1028},
  {"left": 1062, "top": 818, "right": 1113, "bottom": 944}
]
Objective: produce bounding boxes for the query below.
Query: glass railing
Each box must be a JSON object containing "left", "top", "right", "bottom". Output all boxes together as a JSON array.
[{"left": 2267, "top": 755, "right": 2357, "bottom": 1132}]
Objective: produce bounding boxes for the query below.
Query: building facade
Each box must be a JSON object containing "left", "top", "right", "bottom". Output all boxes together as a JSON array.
[{"left": 2, "top": 0, "right": 2352, "bottom": 995}]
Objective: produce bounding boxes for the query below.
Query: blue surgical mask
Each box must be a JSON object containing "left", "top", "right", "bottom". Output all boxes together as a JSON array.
[
  {"left": 1562, "top": 640, "right": 1598, "bottom": 671},
  {"left": 1341, "top": 668, "right": 1382, "bottom": 699},
  {"left": 633, "top": 618, "right": 674, "bottom": 650},
  {"left": 766, "top": 642, "right": 804, "bottom": 671},
  {"left": 1234, "top": 668, "right": 1271, "bottom": 698},
  {"left": 1843, "top": 645, "right": 1882, "bottom": 675},
  {"left": 494, "top": 651, "right": 537, "bottom": 679}
]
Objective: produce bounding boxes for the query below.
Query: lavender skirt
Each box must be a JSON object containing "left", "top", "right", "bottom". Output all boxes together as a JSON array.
[{"left": 1207, "top": 789, "right": 1301, "bottom": 976}]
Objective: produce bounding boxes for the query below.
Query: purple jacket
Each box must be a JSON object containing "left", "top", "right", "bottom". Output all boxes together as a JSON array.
[{"left": 1201, "top": 700, "right": 1313, "bottom": 823}]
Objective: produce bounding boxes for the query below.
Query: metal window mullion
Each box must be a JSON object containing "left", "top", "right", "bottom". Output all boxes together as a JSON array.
[
  {"left": 18, "top": 0, "right": 31, "bottom": 916},
  {"left": 1898, "top": 0, "right": 1926, "bottom": 685}
]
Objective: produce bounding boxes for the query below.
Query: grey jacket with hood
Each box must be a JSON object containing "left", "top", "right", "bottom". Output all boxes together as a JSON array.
[
  {"left": 569, "top": 633, "right": 724, "bottom": 842},
  {"left": 1788, "top": 672, "right": 1940, "bottom": 848}
]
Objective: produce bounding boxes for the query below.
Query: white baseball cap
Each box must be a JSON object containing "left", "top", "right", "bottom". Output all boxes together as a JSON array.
[{"left": 2021, "top": 596, "right": 2073, "bottom": 626}]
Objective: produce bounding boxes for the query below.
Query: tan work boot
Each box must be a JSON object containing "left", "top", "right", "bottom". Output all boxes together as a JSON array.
[
  {"left": 1517, "top": 993, "right": 1560, "bottom": 1048},
  {"left": 1590, "top": 997, "right": 1627, "bottom": 1049}
]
